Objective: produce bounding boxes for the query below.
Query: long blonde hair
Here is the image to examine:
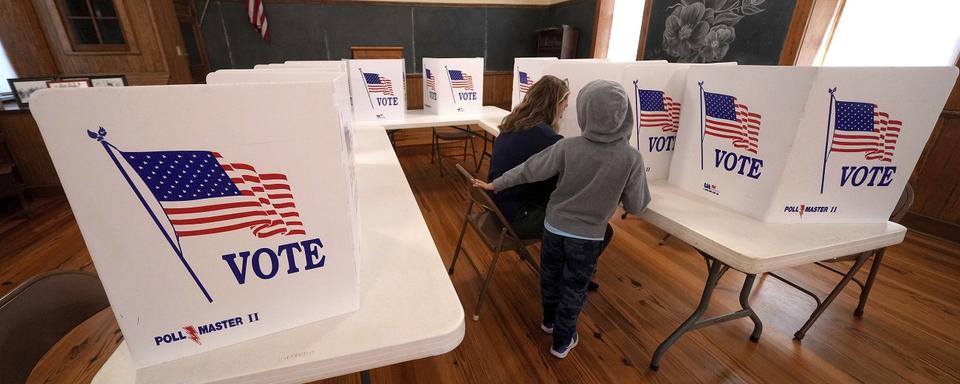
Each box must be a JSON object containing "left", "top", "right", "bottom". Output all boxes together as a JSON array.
[{"left": 499, "top": 75, "right": 569, "bottom": 134}]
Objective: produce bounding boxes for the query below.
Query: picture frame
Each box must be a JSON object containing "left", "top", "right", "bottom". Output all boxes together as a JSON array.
[
  {"left": 7, "top": 77, "right": 56, "bottom": 109},
  {"left": 89, "top": 74, "right": 128, "bottom": 88},
  {"left": 47, "top": 79, "right": 93, "bottom": 89}
]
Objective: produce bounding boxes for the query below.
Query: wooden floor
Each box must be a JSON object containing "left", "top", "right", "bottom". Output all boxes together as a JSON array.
[{"left": 6, "top": 146, "right": 960, "bottom": 383}]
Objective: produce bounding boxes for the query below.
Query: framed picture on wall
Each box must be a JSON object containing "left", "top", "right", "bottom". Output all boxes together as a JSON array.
[
  {"left": 639, "top": 0, "right": 801, "bottom": 65},
  {"left": 47, "top": 79, "right": 93, "bottom": 89},
  {"left": 7, "top": 77, "right": 56, "bottom": 109},
  {"left": 90, "top": 74, "right": 128, "bottom": 87}
]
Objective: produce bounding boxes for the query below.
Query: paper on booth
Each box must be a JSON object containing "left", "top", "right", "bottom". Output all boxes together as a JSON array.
[
  {"left": 422, "top": 58, "right": 484, "bottom": 115},
  {"left": 624, "top": 62, "right": 736, "bottom": 180},
  {"left": 766, "top": 66, "right": 957, "bottom": 222},
  {"left": 668, "top": 65, "right": 957, "bottom": 223},
  {"left": 545, "top": 60, "right": 665, "bottom": 138},
  {"left": 30, "top": 82, "right": 360, "bottom": 367},
  {"left": 346, "top": 59, "right": 406, "bottom": 121}
]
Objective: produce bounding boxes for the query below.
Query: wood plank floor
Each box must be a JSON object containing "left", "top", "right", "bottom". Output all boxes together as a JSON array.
[{"left": 6, "top": 146, "right": 960, "bottom": 383}]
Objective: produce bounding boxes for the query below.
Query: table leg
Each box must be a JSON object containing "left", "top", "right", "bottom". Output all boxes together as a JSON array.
[
  {"left": 360, "top": 369, "right": 371, "bottom": 384},
  {"left": 651, "top": 255, "right": 761, "bottom": 370},
  {"left": 793, "top": 251, "right": 871, "bottom": 340}
]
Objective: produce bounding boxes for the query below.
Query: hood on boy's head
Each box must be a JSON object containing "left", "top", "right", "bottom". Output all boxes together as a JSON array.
[{"left": 576, "top": 80, "right": 633, "bottom": 143}]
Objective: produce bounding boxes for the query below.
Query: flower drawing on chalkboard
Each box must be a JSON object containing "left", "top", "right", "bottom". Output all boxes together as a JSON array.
[{"left": 660, "top": 0, "right": 765, "bottom": 63}]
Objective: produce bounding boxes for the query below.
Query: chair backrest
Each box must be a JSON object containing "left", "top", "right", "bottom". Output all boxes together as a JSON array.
[
  {"left": 0, "top": 271, "right": 110, "bottom": 384},
  {"left": 890, "top": 183, "right": 915, "bottom": 223},
  {"left": 454, "top": 163, "right": 526, "bottom": 244}
]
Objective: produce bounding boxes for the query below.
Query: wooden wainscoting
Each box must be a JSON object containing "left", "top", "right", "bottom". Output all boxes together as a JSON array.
[{"left": 0, "top": 110, "right": 62, "bottom": 195}]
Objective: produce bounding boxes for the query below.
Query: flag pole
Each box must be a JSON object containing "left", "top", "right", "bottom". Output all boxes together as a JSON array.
[
  {"left": 444, "top": 65, "right": 459, "bottom": 106},
  {"left": 699, "top": 81, "right": 705, "bottom": 170},
  {"left": 358, "top": 68, "right": 375, "bottom": 110},
  {"left": 820, "top": 88, "right": 837, "bottom": 194},
  {"left": 88, "top": 128, "right": 214, "bottom": 303},
  {"left": 634, "top": 80, "right": 641, "bottom": 151}
]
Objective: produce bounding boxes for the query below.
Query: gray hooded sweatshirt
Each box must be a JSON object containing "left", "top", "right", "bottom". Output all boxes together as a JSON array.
[{"left": 491, "top": 80, "right": 651, "bottom": 239}]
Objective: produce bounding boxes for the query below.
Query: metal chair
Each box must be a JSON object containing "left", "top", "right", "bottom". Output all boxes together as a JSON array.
[
  {"left": 448, "top": 164, "right": 539, "bottom": 321},
  {"left": 0, "top": 270, "right": 110, "bottom": 384},
  {"left": 431, "top": 126, "right": 478, "bottom": 176},
  {"left": 767, "top": 183, "right": 915, "bottom": 339}
]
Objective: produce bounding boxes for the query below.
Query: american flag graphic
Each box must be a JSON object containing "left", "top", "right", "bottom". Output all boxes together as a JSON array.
[
  {"left": 363, "top": 72, "right": 394, "bottom": 96},
  {"left": 247, "top": 0, "right": 269, "bottom": 40},
  {"left": 122, "top": 150, "right": 304, "bottom": 238},
  {"left": 448, "top": 69, "right": 474, "bottom": 91},
  {"left": 518, "top": 71, "right": 534, "bottom": 93},
  {"left": 703, "top": 91, "right": 761, "bottom": 154},
  {"left": 830, "top": 100, "right": 900, "bottom": 162},
  {"left": 637, "top": 89, "right": 681, "bottom": 133},
  {"left": 425, "top": 68, "right": 436, "bottom": 91}
]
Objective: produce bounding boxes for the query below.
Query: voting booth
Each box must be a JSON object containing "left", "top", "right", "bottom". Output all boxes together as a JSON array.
[
  {"left": 511, "top": 57, "right": 558, "bottom": 109},
  {"left": 623, "top": 63, "right": 736, "bottom": 180},
  {"left": 422, "top": 57, "right": 484, "bottom": 115},
  {"left": 30, "top": 82, "right": 361, "bottom": 367},
  {"left": 346, "top": 59, "right": 406, "bottom": 121},
  {"left": 668, "top": 65, "right": 958, "bottom": 223},
  {"left": 545, "top": 60, "right": 665, "bottom": 138}
]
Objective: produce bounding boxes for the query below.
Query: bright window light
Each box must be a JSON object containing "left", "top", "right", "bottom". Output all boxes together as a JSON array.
[
  {"left": 823, "top": 0, "right": 960, "bottom": 66},
  {"left": 0, "top": 42, "right": 17, "bottom": 94},
  {"left": 607, "top": 0, "right": 646, "bottom": 62}
]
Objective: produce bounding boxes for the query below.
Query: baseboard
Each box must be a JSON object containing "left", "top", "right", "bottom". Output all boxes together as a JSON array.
[
  {"left": 26, "top": 185, "right": 64, "bottom": 198},
  {"left": 901, "top": 212, "right": 960, "bottom": 245}
]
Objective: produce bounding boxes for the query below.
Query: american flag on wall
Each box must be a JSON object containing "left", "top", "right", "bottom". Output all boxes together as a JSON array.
[
  {"left": 518, "top": 71, "right": 534, "bottom": 94},
  {"left": 448, "top": 69, "right": 474, "bottom": 91},
  {"left": 248, "top": 0, "right": 269, "bottom": 40},
  {"left": 637, "top": 89, "right": 681, "bottom": 133},
  {"left": 122, "top": 150, "right": 304, "bottom": 238},
  {"left": 703, "top": 91, "right": 761, "bottom": 154},
  {"left": 363, "top": 72, "right": 394, "bottom": 96},
  {"left": 830, "top": 100, "right": 900, "bottom": 162},
  {"left": 425, "top": 68, "right": 436, "bottom": 91}
]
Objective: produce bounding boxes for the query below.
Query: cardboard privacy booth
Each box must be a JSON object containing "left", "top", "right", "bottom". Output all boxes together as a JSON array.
[
  {"left": 545, "top": 60, "right": 665, "bottom": 138},
  {"left": 624, "top": 62, "right": 736, "bottom": 180},
  {"left": 30, "top": 82, "right": 360, "bottom": 367},
  {"left": 668, "top": 65, "right": 957, "bottom": 223},
  {"left": 422, "top": 57, "right": 484, "bottom": 115},
  {"left": 346, "top": 59, "right": 406, "bottom": 121},
  {"left": 511, "top": 57, "right": 558, "bottom": 109},
  {"left": 205, "top": 69, "right": 360, "bottom": 252}
]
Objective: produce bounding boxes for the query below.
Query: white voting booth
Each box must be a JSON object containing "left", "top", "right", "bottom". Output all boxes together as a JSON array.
[
  {"left": 345, "top": 59, "right": 406, "bottom": 121},
  {"left": 623, "top": 63, "right": 736, "bottom": 180},
  {"left": 669, "top": 65, "right": 957, "bottom": 223},
  {"left": 544, "top": 60, "right": 665, "bottom": 138},
  {"left": 422, "top": 58, "right": 484, "bottom": 114},
  {"left": 30, "top": 82, "right": 360, "bottom": 368},
  {"left": 511, "top": 57, "right": 557, "bottom": 109}
]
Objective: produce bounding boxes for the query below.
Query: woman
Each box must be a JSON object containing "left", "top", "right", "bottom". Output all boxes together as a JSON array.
[{"left": 488, "top": 75, "right": 568, "bottom": 239}]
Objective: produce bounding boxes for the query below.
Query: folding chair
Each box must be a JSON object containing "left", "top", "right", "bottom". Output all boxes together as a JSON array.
[
  {"left": 431, "top": 126, "right": 478, "bottom": 176},
  {"left": 767, "top": 183, "right": 915, "bottom": 339},
  {"left": 448, "top": 164, "right": 539, "bottom": 321}
]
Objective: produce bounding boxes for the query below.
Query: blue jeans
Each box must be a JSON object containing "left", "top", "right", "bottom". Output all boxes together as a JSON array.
[{"left": 540, "top": 224, "right": 613, "bottom": 349}]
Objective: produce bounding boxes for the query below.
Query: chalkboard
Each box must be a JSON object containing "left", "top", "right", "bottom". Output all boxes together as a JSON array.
[
  {"left": 199, "top": 0, "right": 597, "bottom": 73},
  {"left": 642, "top": 0, "right": 797, "bottom": 65}
]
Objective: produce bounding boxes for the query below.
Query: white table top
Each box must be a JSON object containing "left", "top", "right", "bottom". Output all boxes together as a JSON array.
[
  {"left": 94, "top": 124, "right": 465, "bottom": 383},
  {"left": 360, "top": 106, "right": 508, "bottom": 137},
  {"left": 640, "top": 180, "right": 907, "bottom": 274}
]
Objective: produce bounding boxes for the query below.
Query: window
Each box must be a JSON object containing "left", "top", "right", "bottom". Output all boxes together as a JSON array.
[
  {"left": 607, "top": 0, "right": 647, "bottom": 61},
  {"left": 822, "top": 0, "right": 960, "bottom": 66},
  {"left": 55, "top": 0, "right": 127, "bottom": 51}
]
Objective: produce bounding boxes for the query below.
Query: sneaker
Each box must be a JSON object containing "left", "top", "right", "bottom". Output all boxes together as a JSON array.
[
  {"left": 540, "top": 323, "right": 554, "bottom": 334},
  {"left": 550, "top": 333, "right": 579, "bottom": 359}
]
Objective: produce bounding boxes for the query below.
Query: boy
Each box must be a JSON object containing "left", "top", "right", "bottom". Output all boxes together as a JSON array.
[{"left": 474, "top": 79, "right": 650, "bottom": 358}]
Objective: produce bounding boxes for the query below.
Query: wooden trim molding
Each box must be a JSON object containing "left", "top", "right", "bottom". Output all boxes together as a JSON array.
[
  {"left": 635, "top": 0, "right": 653, "bottom": 60},
  {"left": 590, "top": 0, "right": 614, "bottom": 58},
  {"left": 33, "top": 0, "right": 141, "bottom": 56},
  {"left": 902, "top": 212, "right": 960, "bottom": 244},
  {"left": 792, "top": 0, "right": 844, "bottom": 66},
  {"left": 778, "top": 0, "right": 815, "bottom": 65}
]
